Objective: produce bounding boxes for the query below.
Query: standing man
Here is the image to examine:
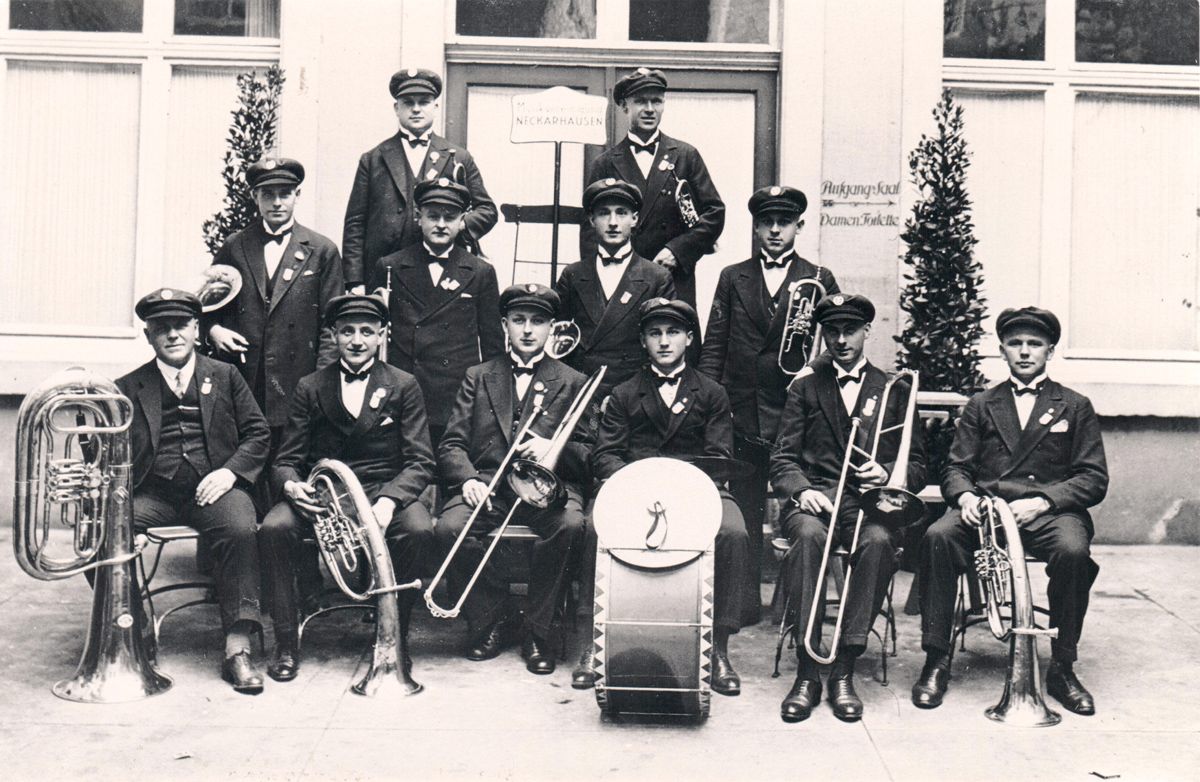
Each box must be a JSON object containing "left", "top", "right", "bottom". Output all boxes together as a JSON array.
[
  {"left": 344, "top": 68, "right": 497, "bottom": 292},
  {"left": 700, "top": 185, "right": 839, "bottom": 623},
  {"left": 770, "top": 294, "right": 926, "bottom": 723},
  {"left": 580, "top": 67, "right": 723, "bottom": 310},
  {"left": 118, "top": 288, "right": 270, "bottom": 693},
  {"left": 912, "top": 307, "right": 1107, "bottom": 716},
  {"left": 375, "top": 178, "right": 504, "bottom": 448},
  {"left": 260, "top": 293, "right": 436, "bottom": 682}
]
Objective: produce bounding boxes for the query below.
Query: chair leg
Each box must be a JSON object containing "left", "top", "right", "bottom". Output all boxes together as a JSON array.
[{"left": 773, "top": 596, "right": 793, "bottom": 678}]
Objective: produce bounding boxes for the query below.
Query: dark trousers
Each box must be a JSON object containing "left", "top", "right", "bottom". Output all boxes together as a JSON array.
[
  {"left": 918, "top": 509, "right": 1098, "bottom": 664},
  {"left": 259, "top": 496, "right": 435, "bottom": 642},
  {"left": 729, "top": 435, "right": 770, "bottom": 624},
  {"left": 434, "top": 493, "right": 584, "bottom": 640}
]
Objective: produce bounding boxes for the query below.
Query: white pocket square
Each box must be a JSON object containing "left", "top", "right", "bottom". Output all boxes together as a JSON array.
[
  {"left": 302, "top": 269, "right": 315, "bottom": 276},
  {"left": 461, "top": 292, "right": 473, "bottom": 298},
  {"left": 1050, "top": 419, "right": 1069, "bottom": 433},
  {"left": 381, "top": 416, "right": 394, "bottom": 426}
]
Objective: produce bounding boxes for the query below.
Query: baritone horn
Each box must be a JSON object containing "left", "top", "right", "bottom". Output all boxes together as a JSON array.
[
  {"left": 13, "top": 367, "right": 172, "bottom": 702},
  {"left": 424, "top": 366, "right": 606, "bottom": 619},
  {"left": 778, "top": 277, "right": 827, "bottom": 376}
]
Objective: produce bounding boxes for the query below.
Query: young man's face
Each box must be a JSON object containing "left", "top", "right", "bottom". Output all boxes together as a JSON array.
[
  {"left": 395, "top": 94, "right": 437, "bottom": 135},
  {"left": 821, "top": 319, "right": 870, "bottom": 370},
  {"left": 144, "top": 316, "right": 198, "bottom": 368},
  {"left": 503, "top": 306, "right": 553, "bottom": 361},
  {"left": 621, "top": 88, "right": 665, "bottom": 136},
  {"left": 590, "top": 199, "right": 638, "bottom": 253},
  {"left": 334, "top": 315, "right": 384, "bottom": 368},
  {"left": 754, "top": 211, "right": 802, "bottom": 258},
  {"left": 999, "top": 328, "right": 1055, "bottom": 384},
  {"left": 641, "top": 318, "right": 692, "bottom": 374},
  {"left": 418, "top": 204, "right": 465, "bottom": 251},
  {"left": 253, "top": 184, "right": 298, "bottom": 230}
]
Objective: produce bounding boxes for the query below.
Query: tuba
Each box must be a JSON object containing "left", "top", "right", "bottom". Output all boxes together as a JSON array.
[
  {"left": 778, "top": 277, "right": 826, "bottom": 376},
  {"left": 974, "top": 495, "right": 1061, "bottom": 726},
  {"left": 14, "top": 367, "right": 172, "bottom": 702},
  {"left": 306, "top": 458, "right": 423, "bottom": 696}
]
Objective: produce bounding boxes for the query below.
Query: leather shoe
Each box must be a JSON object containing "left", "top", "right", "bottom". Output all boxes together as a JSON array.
[
  {"left": 828, "top": 674, "right": 863, "bottom": 721},
  {"left": 1046, "top": 662, "right": 1095, "bottom": 715},
  {"left": 781, "top": 676, "right": 821, "bottom": 723},
  {"left": 267, "top": 645, "right": 299, "bottom": 682},
  {"left": 222, "top": 651, "right": 264, "bottom": 694},
  {"left": 522, "top": 635, "right": 556, "bottom": 675},
  {"left": 465, "top": 616, "right": 516, "bottom": 661},
  {"left": 911, "top": 664, "right": 950, "bottom": 709},
  {"left": 711, "top": 652, "right": 741, "bottom": 696},
  {"left": 571, "top": 648, "right": 597, "bottom": 690}
]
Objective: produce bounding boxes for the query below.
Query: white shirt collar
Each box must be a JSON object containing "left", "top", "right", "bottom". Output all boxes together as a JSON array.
[
  {"left": 598, "top": 242, "right": 633, "bottom": 261},
  {"left": 627, "top": 130, "right": 661, "bottom": 148},
  {"left": 510, "top": 351, "right": 545, "bottom": 369},
  {"left": 834, "top": 357, "right": 867, "bottom": 380},
  {"left": 651, "top": 363, "right": 686, "bottom": 379},
  {"left": 340, "top": 358, "right": 375, "bottom": 376},
  {"left": 760, "top": 249, "right": 796, "bottom": 267},
  {"left": 400, "top": 129, "right": 432, "bottom": 144},
  {"left": 156, "top": 353, "right": 197, "bottom": 389},
  {"left": 1010, "top": 372, "right": 1048, "bottom": 392},
  {"left": 263, "top": 219, "right": 294, "bottom": 238},
  {"left": 423, "top": 242, "right": 452, "bottom": 260}
]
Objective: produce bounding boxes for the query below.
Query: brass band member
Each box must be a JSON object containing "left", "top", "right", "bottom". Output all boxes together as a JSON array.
[
  {"left": 770, "top": 294, "right": 926, "bottom": 722},
  {"left": 118, "top": 289, "right": 270, "bottom": 693},
  {"left": 434, "top": 284, "right": 590, "bottom": 674},
  {"left": 912, "top": 307, "right": 1108, "bottom": 715},
  {"left": 260, "top": 294, "right": 436, "bottom": 682}
]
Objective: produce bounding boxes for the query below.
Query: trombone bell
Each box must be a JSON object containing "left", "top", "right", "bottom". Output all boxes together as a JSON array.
[{"left": 860, "top": 485, "right": 925, "bottom": 531}]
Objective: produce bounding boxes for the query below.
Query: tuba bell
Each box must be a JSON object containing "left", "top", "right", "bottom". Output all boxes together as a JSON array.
[
  {"left": 196, "top": 264, "right": 243, "bottom": 313},
  {"left": 13, "top": 367, "right": 172, "bottom": 702},
  {"left": 777, "top": 277, "right": 827, "bottom": 376},
  {"left": 546, "top": 320, "right": 582, "bottom": 359}
]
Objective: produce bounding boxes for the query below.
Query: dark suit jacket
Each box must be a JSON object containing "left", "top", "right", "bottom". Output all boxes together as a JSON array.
[
  {"left": 375, "top": 244, "right": 504, "bottom": 430},
  {"left": 592, "top": 366, "right": 733, "bottom": 482},
  {"left": 580, "top": 133, "right": 724, "bottom": 306},
  {"left": 699, "top": 255, "right": 840, "bottom": 444},
  {"left": 770, "top": 361, "right": 926, "bottom": 502},
  {"left": 343, "top": 132, "right": 497, "bottom": 290},
  {"left": 116, "top": 355, "right": 270, "bottom": 490},
  {"left": 271, "top": 362, "right": 434, "bottom": 508},
  {"left": 438, "top": 356, "right": 592, "bottom": 497},
  {"left": 554, "top": 254, "right": 676, "bottom": 396},
  {"left": 941, "top": 380, "right": 1108, "bottom": 531},
  {"left": 206, "top": 222, "right": 343, "bottom": 427}
]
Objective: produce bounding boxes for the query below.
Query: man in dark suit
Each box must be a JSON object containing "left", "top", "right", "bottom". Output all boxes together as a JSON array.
[
  {"left": 578, "top": 298, "right": 749, "bottom": 695},
  {"left": 700, "top": 185, "right": 840, "bottom": 624},
  {"left": 580, "top": 67, "right": 724, "bottom": 310},
  {"left": 344, "top": 68, "right": 497, "bottom": 292},
  {"left": 555, "top": 178, "right": 675, "bottom": 399},
  {"left": 118, "top": 288, "right": 270, "bottom": 693},
  {"left": 375, "top": 178, "right": 504, "bottom": 447},
  {"left": 434, "top": 284, "right": 591, "bottom": 675},
  {"left": 259, "top": 293, "right": 436, "bottom": 682},
  {"left": 911, "top": 307, "right": 1108, "bottom": 716},
  {"left": 770, "top": 294, "right": 926, "bottom": 723}
]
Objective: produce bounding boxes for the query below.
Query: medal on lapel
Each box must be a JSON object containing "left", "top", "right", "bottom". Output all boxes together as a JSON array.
[
  {"left": 671, "top": 397, "right": 687, "bottom": 415},
  {"left": 1038, "top": 408, "right": 1054, "bottom": 426},
  {"left": 282, "top": 268, "right": 295, "bottom": 282},
  {"left": 440, "top": 277, "right": 460, "bottom": 291},
  {"left": 430, "top": 151, "right": 440, "bottom": 164},
  {"left": 862, "top": 394, "right": 878, "bottom": 418},
  {"left": 293, "top": 249, "right": 305, "bottom": 260},
  {"left": 619, "top": 290, "right": 632, "bottom": 304},
  {"left": 200, "top": 378, "right": 212, "bottom": 395},
  {"left": 658, "top": 158, "right": 674, "bottom": 172},
  {"left": 369, "top": 388, "right": 386, "bottom": 410},
  {"left": 533, "top": 380, "right": 546, "bottom": 410}
]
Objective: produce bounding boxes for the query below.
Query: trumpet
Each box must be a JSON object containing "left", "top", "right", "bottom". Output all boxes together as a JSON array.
[
  {"left": 778, "top": 277, "right": 826, "bottom": 376},
  {"left": 424, "top": 367, "right": 606, "bottom": 619},
  {"left": 547, "top": 320, "right": 581, "bottom": 359}
]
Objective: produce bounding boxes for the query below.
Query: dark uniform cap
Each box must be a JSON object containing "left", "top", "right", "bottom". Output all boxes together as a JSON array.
[
  {"left": 639, "top": 297, "right": 697, "bottom": 331},
  {"left": 748, "top": 185, "right": 807, "bottom": 217},
  {"left": 813, "top": 293, "right": 875, "bottom": 326},
  {"left": 500, "top": 283, "right": 559, "bottom": 317},
  {"left": 996, "top": 306, "right": 1061, "bottom": 344},
  {"left": 413, "top": 177, "right": 472, "bottom": 211},
  {"left": 247, "top": 157, "right": 305, "bottom": 190},
  {"left": 583, "top": 177, "right": 642, "bottom": 212},
  {"left": 324, "top": 293, "right": 389, "bottom": 326},
  {"left": 135, "top": 288, "right": 202, "bottom": 321},
  {"left": 389, "top": 67, "right": 443, "bottom": 99},
  {"left": 614, "top": 67, "right": 668, "bottom": 103}
]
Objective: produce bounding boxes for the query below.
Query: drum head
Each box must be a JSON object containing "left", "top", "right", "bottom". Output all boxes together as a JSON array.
[{"left": 592, "top": 458, "right": 721, "bottom": 569}]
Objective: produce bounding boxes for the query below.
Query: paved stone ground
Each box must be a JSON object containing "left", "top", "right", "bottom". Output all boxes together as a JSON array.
[{"left": 2, "top": 539, "right": 1198, "bottom": 782}]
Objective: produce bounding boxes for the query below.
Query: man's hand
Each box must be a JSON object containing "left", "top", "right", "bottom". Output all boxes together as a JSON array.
[
  {"left": 958, "top": 491, "right": 983, "bottom": 527},
  {"left": 1009, "top": 497, "right": 1051, "bottom": 527},
  {"left": 372, "top": 497, "right": 396, "bottom": 529},
  {"left": 208, "top": 325, "right": 249, "bottom": 356},
  {"left": 462, "top": 478, "right": 492, "bottom": 511},
  {"left": 284, "top": 480, "right": 324, "bottom": 515},
  {"left": 195, "top": 468, "right": 237, "bottom": 506},
  {"left": 516, "top": 434, "right": 553, "bottom": 462},
  {"left": 854, "top": 459, "right": 889, "bottom": 490},
  {"left": 797, "top": 488, "right": 834, "bottom": 517},
  {"left": 653, "top": 247, "right": 678, "bottom": 271}
]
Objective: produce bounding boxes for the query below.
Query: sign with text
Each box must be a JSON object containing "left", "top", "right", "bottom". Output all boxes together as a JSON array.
[{"left": 510, "top": 86, "right": 607, "bottom": 145}]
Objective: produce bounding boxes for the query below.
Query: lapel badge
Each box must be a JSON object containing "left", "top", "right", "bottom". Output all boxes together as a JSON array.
[
  {"left": 282, "top": 267, "right": 295, "bottom": 282},
  {"left": 619, "top": 290, "right": 632, "bottom": 305},
  {"left": 369, "top": 388, "right": 386, "bottom": 410},
  {"left": 658, "top": 158, "right": 674, "bottom": 172},
  {"left": 293, "top": 249, "right": 305, "bottom": 260},
  {"left": 862, "top": 395, "right": 878, "bottom": 418},
  {"left": 448, "top": 278, "right": 461, "bottom": 291},
  {"left": 430, "top": 151, "right": 440, "bottom": 163},
  {"left": 1038, "top": 411, "right": 1054, "bottom": 426},
  {"left": 534, "top": 392, "right": 546, "bottom": 410},
  {"left": 533, "top": 380, "right": 546, "bottom": 393},
  {"left": 671, "top": 398, "right": 686, "bottom": 415},
  {"left": 426, "top": 169, "right": 437, "bottom": 180},
  {"left": 200, "top": 378, "right": 212, "bottom": 395}
]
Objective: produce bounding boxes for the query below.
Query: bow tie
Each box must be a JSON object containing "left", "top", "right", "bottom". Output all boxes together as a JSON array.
[
  {"left": 629, "top": 139, "right": 657, "bottom": 154},
  {"left": 405, "top": 135, "right": 429, "bottom": 148},
  {"left": 512, "top": 364, "right": 537, "bottom": 377},
  {"left": 265, "top": 230, "right": 290, "bottom": 246},
  {"left": 342, "top": 366, "right": 371, "bottom": 383},
  {"left": 428, "top": 254, "right": 448, "bottom": 266},
  {"left": 655, "top": 374, "right": 681, "bottom": 387},
  {"left": 1013, "top": 384, "right": 1041, "bottom": 397},
  {"left": 599, "top": 251, "right": 630, "bottom": 266},
  {"left": 762, "top": 254, "right": 791, "bottom": 269},
  {"left": 836, "top": 373, "right": 862, "bottom": 388}
]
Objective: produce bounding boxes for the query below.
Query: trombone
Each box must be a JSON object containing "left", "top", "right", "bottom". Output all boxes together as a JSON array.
[
  {"left": 778, "top": 277, "right": 826, "bottom": 376},
  {"left": 802, "top": 369, "right": 925, "bottom": 664},
  {"left": 424, "top": 366, "right": 606, "bottom": 619}
]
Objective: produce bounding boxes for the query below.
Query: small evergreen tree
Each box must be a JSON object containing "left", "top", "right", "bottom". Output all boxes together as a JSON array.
[{"left": 202, "top": 65, "right": 285, "bottom": 256}]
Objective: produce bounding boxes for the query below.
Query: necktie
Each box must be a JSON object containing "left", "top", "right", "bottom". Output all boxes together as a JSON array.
[
  {"left": 173, "top": 371, "right": 186, "bottom": 398},
  {"left": 406, "top": 135, "right": 429, "bottom": 148},
  {"left": 342, "top": 367, "right": 370, "bottom": 383},
  {"left": 513, "top": 365, "right": 536, "bottom": 377},
  {"left": 837, "top": 373, "right": 861, "bottom": 388},
  {"left": 655, "top": 375, "right": 680, "bottom": 387}
]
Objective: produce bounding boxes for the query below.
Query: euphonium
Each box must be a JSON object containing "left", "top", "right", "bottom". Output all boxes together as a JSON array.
[
  {"left": 14, "top": 367, "right": 172, "bottom": 702},
  {"left": 307, "top": 458, "right": 422, "bottom": 696},
  {"left": 777, "top": 278, "right": 826, "bottom": 376}
]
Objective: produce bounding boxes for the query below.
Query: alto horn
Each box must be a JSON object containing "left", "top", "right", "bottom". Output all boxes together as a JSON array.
[
  {"left": 777, "top": 277, "right": 826, "bottom": 376},
  {"left": 13, "top": 367, "right": 172, "bottom": 702},
  {"left": 197, "top": 264, "right": 243, "bottom": 313}
]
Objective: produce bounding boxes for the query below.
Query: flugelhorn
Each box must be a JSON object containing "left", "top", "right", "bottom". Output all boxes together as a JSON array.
[
  {"left": 14, "top": 367, "right": 172, "bottom": 702},
  {"left": 778, "top": 277, "right": 826, "bottom": 376},
  {"left": 424, "top": 366, "right": 606, "bottom": 619}
]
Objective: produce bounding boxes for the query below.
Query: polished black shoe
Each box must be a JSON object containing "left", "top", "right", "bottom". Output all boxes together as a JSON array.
[
  {"left": 911, "top": 664, "right": 950, "bottom": 709},
  {"left": 711, "top": 652, "right": 741, "bottom": 696},
  {"left": 571, "top": 648, "right": 597, "bottom": 690},
  {"left": 222, "top": 651, "right": 264, "bottom": 694},
  {"left": 1046, "top": 662, "right": 1095, "bottom": 716},
  {"left": 522, "top": 635, "right": 556, "bottom": 675},
  {"left": 267, "top": 645, "right": 300, "bottom": 682},
  {"left": 781, "top": 676, "right": 821, "bottom": 723},
  {"left": 466, "top": 615, "right": 518, "bottom": 661},
  {"left": 828, "top": 674, "right": 863, "bottom": 721}
]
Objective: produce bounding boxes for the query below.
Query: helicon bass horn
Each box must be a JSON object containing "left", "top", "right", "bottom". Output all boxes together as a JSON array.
[
  {"left": 13, "top": 367, "right": 172, "bottom": 702},
  {"left": 974, "top": 495, "right": 1061, "bottom": 726},
  {"left": 306, "top": 458, "right": 423, "bottom": 696},
  {"left": 777, "top": 277, "right": 827, "bottom": 376}
]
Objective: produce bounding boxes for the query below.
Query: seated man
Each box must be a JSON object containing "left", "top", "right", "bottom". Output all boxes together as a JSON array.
[
  {"left": 912, "top": 306, "right": 1108, "bottom": 715},
  {"left": 117, "top": 288, "right": 270, "bottom": 693},
  {"left": 434, "top": 284, "right": 590, "bottom": 674},
  {"left": 770, "top": 294, "right": 926, "bottom": 723},
  {"left": 582, "top": 297, "right": 750, "bottom": 696},
  {"left": 260, "top": 293, "right": 436, "bottom": 682}
]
